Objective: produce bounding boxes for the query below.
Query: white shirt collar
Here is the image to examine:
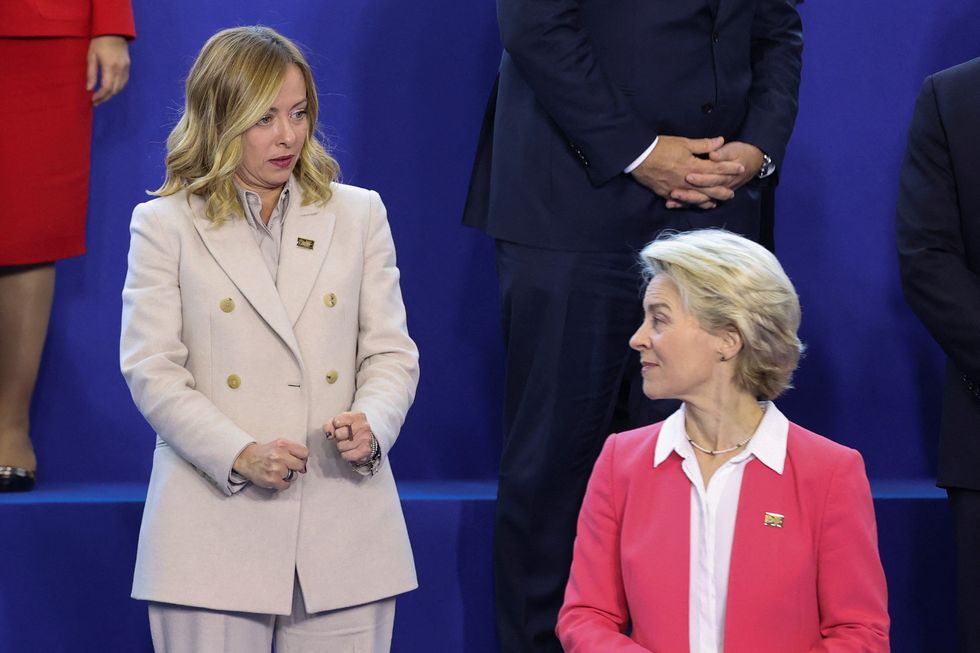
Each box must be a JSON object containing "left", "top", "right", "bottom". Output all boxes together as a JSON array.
[{"left": 653, "top": 401, "right": 788, "bottom": 474}]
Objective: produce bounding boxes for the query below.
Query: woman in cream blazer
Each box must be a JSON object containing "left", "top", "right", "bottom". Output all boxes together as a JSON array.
[{"left": 120, "top": 27, "right": 418, "bottom": 652}]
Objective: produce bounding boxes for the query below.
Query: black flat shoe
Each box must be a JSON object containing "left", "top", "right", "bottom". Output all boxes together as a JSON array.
[{"left": 0, "top": 466, "right": 36, "bottom": 492}]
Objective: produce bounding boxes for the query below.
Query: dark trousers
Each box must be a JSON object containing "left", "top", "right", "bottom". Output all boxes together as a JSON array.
[
  {"left": 492, "top": 241, "right": 677, "bottom": 653},
  {"left": 948, "top": 487, "right": 980, "bottom": 653}
]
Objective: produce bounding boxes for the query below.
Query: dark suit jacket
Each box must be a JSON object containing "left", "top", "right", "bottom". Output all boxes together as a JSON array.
[
  {"left": 463, "top": 0, "right": 803, "bottom": 252},
  {"left": 897, "top": 57, "right": 980, "bottom": 491}
]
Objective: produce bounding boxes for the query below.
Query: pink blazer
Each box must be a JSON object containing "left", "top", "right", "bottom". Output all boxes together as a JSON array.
[{"left": 557, "top": 421, "right": 889, "bottom": 653}]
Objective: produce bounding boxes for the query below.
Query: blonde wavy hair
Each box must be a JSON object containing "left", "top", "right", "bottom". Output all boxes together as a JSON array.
[
  {"left": 152, "top": 26, "right": 339, "bottom": 222},
  {"left": 640, "top": 229, "right": 805, "bottom": 400}
]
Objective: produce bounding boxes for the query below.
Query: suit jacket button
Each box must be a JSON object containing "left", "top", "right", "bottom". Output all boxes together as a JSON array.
[
  {"left": 701, "top": 102, "right": 714, "bottom": 114},
  {"left": 712, "top": 31, "right": 720, "bottom": 43},
  {"left": 323, "top": 292, "right": 338, "bottom": 308},
  {"left": 325, "top": 370, "right": 339, "bottom": 384},
  {"left": 219, "top": 298, "right": 235, "bottom": 313},
  {"left": 227, "top": 374, "right": 242, "bottom": 389}
]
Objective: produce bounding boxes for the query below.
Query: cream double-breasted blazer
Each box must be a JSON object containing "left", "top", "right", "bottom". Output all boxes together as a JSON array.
[{"left": 120, "top": 181, "right": 419, "bottom": 615}]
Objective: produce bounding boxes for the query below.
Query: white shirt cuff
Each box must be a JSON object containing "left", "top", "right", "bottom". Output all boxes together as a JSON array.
[{"left": 624, "top": 137, "right": 660, "bottom": 173}]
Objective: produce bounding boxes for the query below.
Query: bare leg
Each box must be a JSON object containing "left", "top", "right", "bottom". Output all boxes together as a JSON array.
[{"left": 0, "top": 263, "right": 55, "bottom": 475}]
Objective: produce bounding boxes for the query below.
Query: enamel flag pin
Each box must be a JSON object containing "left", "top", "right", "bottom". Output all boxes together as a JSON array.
[
  {"left": 763, "top": 512, "right": 784, "bottom": 528},
  {"left": 297, "top": 237, "right": 315, "bottom": 250}
]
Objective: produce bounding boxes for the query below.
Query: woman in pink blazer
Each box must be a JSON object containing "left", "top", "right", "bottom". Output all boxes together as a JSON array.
[{"left": 557, "top": 230, "right": 889, "bottom": 652}]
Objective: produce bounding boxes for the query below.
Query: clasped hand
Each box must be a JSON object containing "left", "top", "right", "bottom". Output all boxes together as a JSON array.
[
  {"left": 232, "top": 439, "right": 308, "bottom": 491},
  {"left": 229, "top": 412, "right": 377, "bottom": 491},
  {"left": 631, "top": 136, "right": 763, "bottom": 210}
]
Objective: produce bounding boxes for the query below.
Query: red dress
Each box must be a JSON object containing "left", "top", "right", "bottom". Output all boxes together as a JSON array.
[{"left": 0, "top": 0, "right": 135, "bottom": 265}]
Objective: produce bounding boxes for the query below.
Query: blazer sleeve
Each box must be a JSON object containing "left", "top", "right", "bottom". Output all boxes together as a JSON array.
[
  {"left": 91, "top": 0, "right": 136, "bottom": 38},
  {"left": 557, "top": 436, "right": 653, "bottom": 653},
  {"left": 807, "top": 449, "right": 890, "bottom": 652},
  {"left": 735, "top": 0, "right": 803, "bottom": 170},
  {"left": 896, "top": 75, "right": 980, "bottom": 383},
  {"left": 496, "top": 0, "right": 657, "bottom": 185},
  {"left": 120, "top": 202, "right": 255, "bottom": 496},
  {"left": 349, "top": 191, "right": 420, "bottom": 469}
]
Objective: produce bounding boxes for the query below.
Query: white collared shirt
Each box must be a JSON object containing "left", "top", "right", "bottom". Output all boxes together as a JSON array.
[{"left": 653, "top": 401, "right": 789, "bottom": 653}]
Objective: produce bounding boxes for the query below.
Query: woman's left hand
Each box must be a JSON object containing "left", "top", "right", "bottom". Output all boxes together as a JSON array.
[
  {"left": 324, "top": 412, "right": 375, "bottom": 464},
  {"left": 87, "top": 35, "right": 131, "bottom": 105}
]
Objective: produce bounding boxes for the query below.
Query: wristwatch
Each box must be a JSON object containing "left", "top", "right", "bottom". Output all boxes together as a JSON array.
[{"left": 757, "top": 153, "right": 775, "bottom": 179}]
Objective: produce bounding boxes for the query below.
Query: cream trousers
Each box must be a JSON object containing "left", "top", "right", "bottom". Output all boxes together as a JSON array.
[{"left": 148, "top": 577, "right": 395, "bottom": 653}]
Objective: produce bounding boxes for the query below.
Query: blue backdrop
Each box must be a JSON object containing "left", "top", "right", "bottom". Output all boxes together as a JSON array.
[{"left": 28, "top": 1, "right": 980, "bottom": 488}]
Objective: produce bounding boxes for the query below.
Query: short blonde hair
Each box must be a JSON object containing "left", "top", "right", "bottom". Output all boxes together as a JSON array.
[
  {"left": 152, "top": 26, "right": 339, "bottom": 222},
  {"left": 640, "top": 229, "right": 804, "bottom": 400}
]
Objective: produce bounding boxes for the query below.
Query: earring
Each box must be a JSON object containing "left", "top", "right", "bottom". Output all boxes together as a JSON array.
[{"left": 719, "top": 354, "right": 727, "bottom": 362}]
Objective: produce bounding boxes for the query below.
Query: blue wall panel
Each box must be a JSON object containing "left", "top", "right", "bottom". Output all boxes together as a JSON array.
[
  {"left": 25, "top": 2, "right": 980, "bottom": 486},
  {"left": 774, "top": 0, "right": 980, "bottom": 479}
]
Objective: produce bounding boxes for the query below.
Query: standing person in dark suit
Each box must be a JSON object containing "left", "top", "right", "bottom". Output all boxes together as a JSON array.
[
  {"left": 897, "top": 56, "right": 980, "bottom": 653},
  {"left": 462, "top": 0, "right": 803, "bottom": 649}
]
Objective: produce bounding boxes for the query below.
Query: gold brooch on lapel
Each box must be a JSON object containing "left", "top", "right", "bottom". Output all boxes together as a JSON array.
[
  {"left": 297, "top": 237, "right": 315, "bottom": 250},
  {"left": 763, "top": 512, "right": 784, "bottom": 528}
]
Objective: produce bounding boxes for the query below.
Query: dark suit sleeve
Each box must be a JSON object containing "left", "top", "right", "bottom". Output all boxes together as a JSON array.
[
  {"left": 736, "top": 0, "right": 803, "bottom": 170},
  {"left": 497, "top": 0, "right": 658, "bottom": 185},
  {"left": 897, "top": 75, "right": 980, "bottom": 382}
]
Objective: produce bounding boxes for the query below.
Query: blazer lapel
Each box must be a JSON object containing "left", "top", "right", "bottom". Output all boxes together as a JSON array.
[
  {"left": 277, "top": 200, "right": 336, "bottom": 326},
  {"left": 723, "top": 459, "right": 790, "bottom": 650},
  {"left": 653, "top": 455, "right": 693, "bottom": 653},
  {"left": 629, "top": 452, "right": 691, "bottom": 652},
  {"left": 190, "top": 198, "right": 302, "bottom": 361}
]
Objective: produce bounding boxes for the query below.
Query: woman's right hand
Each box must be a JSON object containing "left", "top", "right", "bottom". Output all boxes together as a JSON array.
[{"left": 232, "top": 439, "right": 308, "bottom": 490}]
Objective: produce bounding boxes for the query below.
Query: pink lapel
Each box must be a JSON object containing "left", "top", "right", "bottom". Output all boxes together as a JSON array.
[
  {"left": 623, "top": 450, "right": 691, "bottom": 652},
  {"left": 723, "top": 454, "right": 813, "bottom": 652}
]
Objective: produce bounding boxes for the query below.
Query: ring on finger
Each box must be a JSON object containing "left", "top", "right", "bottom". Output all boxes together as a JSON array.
[{"left": 283, "top": 469, "right": 295, "bottom": 482}]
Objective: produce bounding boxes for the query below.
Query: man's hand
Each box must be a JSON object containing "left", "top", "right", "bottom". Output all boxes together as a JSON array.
[
  {"left": 87, "top": 35, "right": 131, "bottom": 106},
  {"left": 631, "top": 136, "right": 744, "bottom": 210},
  {"left": 678, "top": 141, "right": 766, "bottom": 208},
  {"left": 232, "top": 439, "right": 309, "bottom": 491},
  {"left": 324, "top": 411, "right": 376, "bottom": 465}
]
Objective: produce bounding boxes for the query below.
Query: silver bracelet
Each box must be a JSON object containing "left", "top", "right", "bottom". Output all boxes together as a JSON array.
[{"left": 351, "top": 435, "right": 381, "bottom": 475}]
